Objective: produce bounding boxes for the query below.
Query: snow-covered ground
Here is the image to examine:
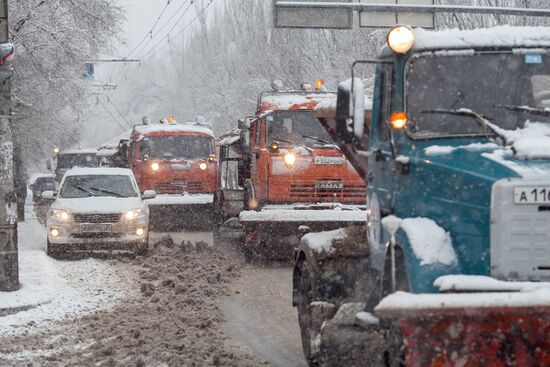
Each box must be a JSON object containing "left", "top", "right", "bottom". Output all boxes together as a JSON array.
[{"left": 0, "top": 200, "right": 137, "bottom": 337}]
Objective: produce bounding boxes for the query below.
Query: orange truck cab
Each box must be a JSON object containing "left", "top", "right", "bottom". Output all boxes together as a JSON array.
[
  {"left": 128, "top": 120, "right": 217, "bottom": 229},
  {"left": 234, "top": 87, "right": 369, "bottom": 259}
]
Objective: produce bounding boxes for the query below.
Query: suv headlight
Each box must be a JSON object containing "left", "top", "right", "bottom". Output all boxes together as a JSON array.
[
  {"left": 51, "top": 209, "right": 71, "bottom": 221},
  {"left": 125, "top": 208, "right": 144, "bottom": 220}
]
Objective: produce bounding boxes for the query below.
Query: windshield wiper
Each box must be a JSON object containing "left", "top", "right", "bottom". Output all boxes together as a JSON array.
[
  {"left": 271, "top": 137, "right": 313, "bottom": 152},
  {"left": 302, "top": 135, "right": 341, "bottom": 150},
  {"left": 494, "top": 104, "right": 550, "bottom": 117},
  {"left": 89, "top": 187, "right": 125, "bottom": 198},
  {"left": 70, "top": 184, "right": 96, "bottom": 197},
  {"left": 422, "top": 108, "right": 508, "bottom": 145}
]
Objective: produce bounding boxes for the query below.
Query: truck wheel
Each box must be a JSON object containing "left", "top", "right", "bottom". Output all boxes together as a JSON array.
[
  {"left": 47, "top": 240, "right": 60, "bottom": 259},
  {"left": 297, "top": 261, "right": 318, "bottom": 366}
]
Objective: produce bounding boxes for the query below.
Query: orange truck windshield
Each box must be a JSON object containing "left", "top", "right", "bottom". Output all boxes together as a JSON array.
[
  {"left": 267, "top": 110, "right": 334, "bottom": 148},
  {"left": 140, "top": 135, "right": 212, "bottom": 160}
]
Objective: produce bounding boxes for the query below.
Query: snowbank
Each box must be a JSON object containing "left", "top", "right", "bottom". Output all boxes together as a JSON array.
[
  {"left": 0, "top": 250, "right": 57, "bottom": 310},
  {"left": 0, "top": 218, "right": 135, "bottom": 336},
  {"left": 302, "top": 228, "right": 348, "bottom": 254}
]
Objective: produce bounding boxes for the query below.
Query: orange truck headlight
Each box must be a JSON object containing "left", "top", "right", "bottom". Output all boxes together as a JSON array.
[
  {"left": 199, "top": 162, "right": 208, "bottom": 170},
  {"left": 284, "top": 153, "right": 296, "bottom": 167},
  {"left": 151, "top": 162, "right": 160, "bottom": 171}
]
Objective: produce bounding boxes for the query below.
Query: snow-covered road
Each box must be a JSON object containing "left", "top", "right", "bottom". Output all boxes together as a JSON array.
[
  {"left": 0, "top": 202, "right": 137, "bottom": 336},
  {"left": 0, "top": 200, "right": 304, "bottom": 366}
]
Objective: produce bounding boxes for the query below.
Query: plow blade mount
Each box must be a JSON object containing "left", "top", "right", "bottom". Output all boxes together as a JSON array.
[{"left": 376, "top": 291, "right": 550, "bottom": 366}]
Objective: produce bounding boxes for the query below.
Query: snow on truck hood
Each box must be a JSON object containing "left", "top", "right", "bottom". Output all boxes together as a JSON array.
[
  {"left": 421, "top": 122, "right": 550, "bottom": 180},
  {"left": 52, "top": 197, "right": 144, "bottom": 214}
]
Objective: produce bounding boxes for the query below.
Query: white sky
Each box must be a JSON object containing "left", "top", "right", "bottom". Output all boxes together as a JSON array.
[
  {"left": 117, "top": 0, "right": 167, "bottom": 56},
  {"left": 81, "top": 0, "right": 214, "bottom": 148}
]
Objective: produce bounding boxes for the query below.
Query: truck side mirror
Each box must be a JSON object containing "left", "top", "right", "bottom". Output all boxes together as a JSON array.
[
  {"left": 336, "top": 78, "right": 365, "bottom": 144},
  {"left": 46, "top": 160, "right": 52, "bottom": 171}
]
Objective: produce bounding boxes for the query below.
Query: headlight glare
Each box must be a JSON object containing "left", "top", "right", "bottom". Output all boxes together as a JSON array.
[
  {"left": 199, "top": 162, "right": 208, "bottom": 170},
  {"left": 52, "top": 209, "right": 70, "bottom": 221},
  {"left": 284, "top": 153, "right": 296, "bottom": 166},
  {"left": 125, "top": 209, "right": 144, "bottom": 220}
]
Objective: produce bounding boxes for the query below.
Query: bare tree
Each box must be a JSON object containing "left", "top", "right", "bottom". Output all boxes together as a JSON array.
[{"left": 9, "top": 0, "right": 123, "bottom": 170}]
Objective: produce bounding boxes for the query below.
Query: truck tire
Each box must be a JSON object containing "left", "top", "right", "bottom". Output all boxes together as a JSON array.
[
  {"left": 297, "top": 261, "right": 318, "bottom": 366},
  {"left": 47, "top": 240, "right": 60, "bottom": 259}
]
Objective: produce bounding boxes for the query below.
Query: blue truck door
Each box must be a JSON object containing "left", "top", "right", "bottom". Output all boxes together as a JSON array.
[{"left": 367, "top": 64, "right": 396, "bottom": 261}]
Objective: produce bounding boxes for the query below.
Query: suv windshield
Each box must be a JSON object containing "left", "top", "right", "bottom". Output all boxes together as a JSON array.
[
  {"left": 60, "top": 175, "right": 138, "bottom": 199},
  {"left": 407, "top": 52, "right": 550, "bottom": 138},
  {"left": 140, "top": 135, "right": 212, "bottom": 160},
  {"left": 267, "top": 110, "right": 334, "bottom": 148},
  {"left": 57, "top": 153, "right": 99, "bottom": 169}
]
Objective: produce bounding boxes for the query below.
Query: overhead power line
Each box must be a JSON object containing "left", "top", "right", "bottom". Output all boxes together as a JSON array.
[
  {"left": 143, "top": 0, "right": 215, "bottom": 62},
  {"left": 126, "top": 0, "right": 173, "bottom": 59},
  {"left": 134, "top": 0, "right": 192, "bottom": 58},
  {"left": 98, "top": 98, "right": 129, "bottom": 132}
]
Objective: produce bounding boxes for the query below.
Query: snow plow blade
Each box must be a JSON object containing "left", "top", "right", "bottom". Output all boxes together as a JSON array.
[
  {"left": 147, "top": 194, "right": 214, "bottom": 231},
  {"left": 239, "top": 205, "right": 366, "bottom": 259},
  {"left": 376, "top": 288, "right": 550, "bottom": 366}
]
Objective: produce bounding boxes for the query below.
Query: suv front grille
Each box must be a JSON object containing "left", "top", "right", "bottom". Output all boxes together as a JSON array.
[{"left": 73, "top": 213, "right": 121, "bottom": 224}]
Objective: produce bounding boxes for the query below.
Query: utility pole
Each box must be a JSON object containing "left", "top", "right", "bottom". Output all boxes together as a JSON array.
[{"left": 0, "top": 0, "right": 18, "bottom": 292}]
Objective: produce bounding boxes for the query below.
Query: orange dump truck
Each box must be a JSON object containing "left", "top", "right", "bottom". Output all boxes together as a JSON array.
[
  {"left": 128, "top": 120, "right": 217, "bottom": 229},
  {"left": 217, "top": 85, "right": 369, "bottom": 259}
]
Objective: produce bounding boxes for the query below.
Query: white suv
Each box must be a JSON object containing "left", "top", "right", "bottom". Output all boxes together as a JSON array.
[{"left": 44, "top": 168, "right": 156, "bottom": 257}]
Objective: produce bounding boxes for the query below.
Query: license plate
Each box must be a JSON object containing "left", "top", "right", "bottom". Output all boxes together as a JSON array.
[
  {"left": 314, "top": 156, "right": 345, "bottom": 165},
  {"left": 514, "top": 187, "right": 550, "bottom": 204},
  {"left": 315, "top": 181, "right": 344, "bottom": 190},
  {"left": 171, "top": 181, "right": 187, "bottom": 188},
  {"left": 81, "top": 223, "right": 113, "bottom": 232}
]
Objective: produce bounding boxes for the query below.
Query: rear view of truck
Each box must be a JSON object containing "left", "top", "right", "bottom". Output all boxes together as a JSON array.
[{"left": 128, "top": 119, "right": 217, "bottom": 230}]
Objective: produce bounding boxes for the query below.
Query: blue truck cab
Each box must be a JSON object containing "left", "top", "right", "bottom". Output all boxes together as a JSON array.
[{"left": 361, "top": 26, "right": 550, "bottom": 294}]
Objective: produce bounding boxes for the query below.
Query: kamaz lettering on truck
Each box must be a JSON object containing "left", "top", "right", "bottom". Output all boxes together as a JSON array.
[{"left": 128, "top": 121, "right": 217, "bottom": 229}]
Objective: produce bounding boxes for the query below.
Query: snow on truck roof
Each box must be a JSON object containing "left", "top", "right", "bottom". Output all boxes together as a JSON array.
[
  {"left": 259, "top": 93, "right": 336, "bottom": 112},
  {"left": 60, "top": 148, "right": 98, "bottom": 155},
  {"left": 65, "top": 167, "right": 134, "bottom": 177},
  {"left": 133, "top": 123, "right": 214, "bottom": 137},
  {"left": 410, "top": 26, "right": 550, "bottom": 52}
]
